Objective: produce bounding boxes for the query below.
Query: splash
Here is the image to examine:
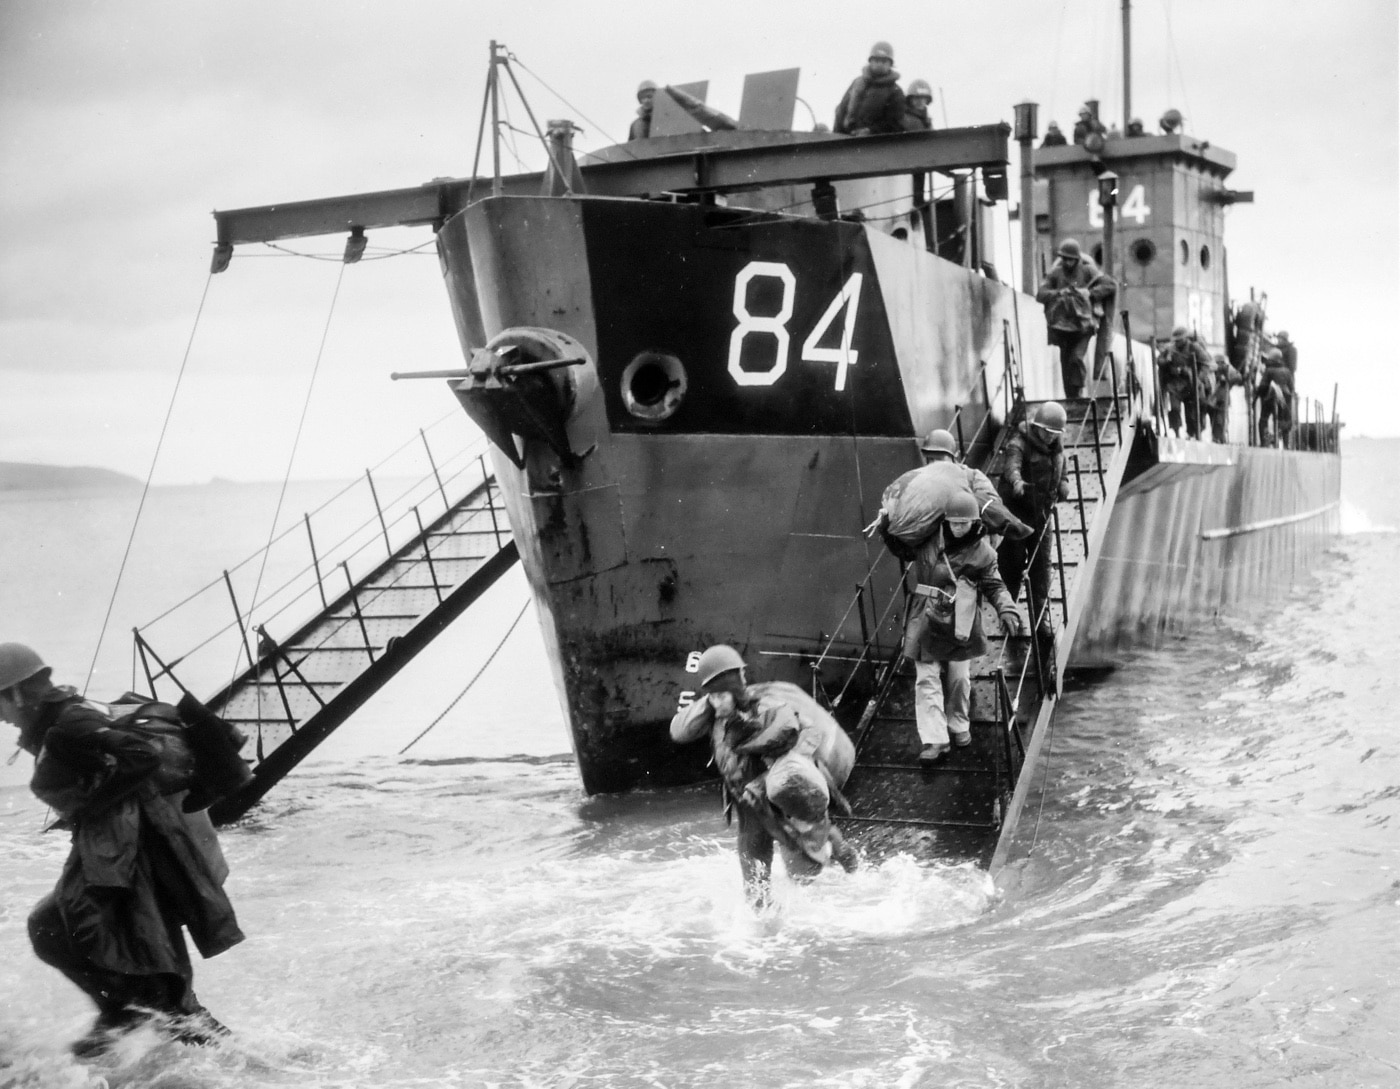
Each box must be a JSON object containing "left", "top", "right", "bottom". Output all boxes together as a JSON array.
[{"left": 1339, "top": 497, "right": 1396, "bottom": 535}]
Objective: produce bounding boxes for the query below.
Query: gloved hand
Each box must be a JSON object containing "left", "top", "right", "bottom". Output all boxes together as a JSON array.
[
  {"left": 1001, "top": 611, "right": 1027, "bottom": 638},
  {"left": 1012, "top": 479, "right": 1027, "bottom": 497}
]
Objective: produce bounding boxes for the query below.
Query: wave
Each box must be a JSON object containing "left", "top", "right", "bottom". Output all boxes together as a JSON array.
[{"left": 1339, "top": 498, "right": 1397, "bottom": 535}]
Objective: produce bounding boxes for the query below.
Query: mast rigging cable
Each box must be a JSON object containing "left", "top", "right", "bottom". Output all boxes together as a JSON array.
[{"left": 84, "top": 269, "right": 216, "bottom": 696}]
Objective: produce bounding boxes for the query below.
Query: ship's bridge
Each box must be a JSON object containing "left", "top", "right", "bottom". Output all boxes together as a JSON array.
[{"left": 1032, "top": 133, "right": 1248, "bottom": 353}]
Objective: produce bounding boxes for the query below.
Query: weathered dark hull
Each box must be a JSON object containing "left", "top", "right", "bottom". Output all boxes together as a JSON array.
[
  {"left": 438, "top": 193, "right": 1052, "bottom": 791},
  {"left": 436, "top": 192, "right": 1338, "bottom": 795}
]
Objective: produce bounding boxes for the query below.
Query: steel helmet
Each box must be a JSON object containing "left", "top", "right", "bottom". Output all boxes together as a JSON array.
[
  {"left": 907, "top": 79, "right": 933, "bottom": 100},
  {"left": 945, "top": 491, "right": 981, "bottom": 521},
  {"left": 1277, "top": 330, "right": 1290, "bottom": 340},
  {"left": 696, "top": 644, "right": 746, "bottom": 686},
  {"left": 1159, "top": 108, "right": 1183, "bottom": 132},
  {"left": 1171, "top": 325, "right": 1189, "bottom": 339},
  {"left": 1057, "top": 238, "right": 1082, "bottom": 259},
  {"left": 919, "top": 428, "right": 958, "bottom": 456},
  {"left": 0, "top": 643, "right": 50, "bottom": 691},
  {"left": 868, "top": 41, "right": 894, "bottom": 62},
  {"left": 1032, "top": 401, "right": 1067, "bottom": 432},
  {"left": 636, "top": 80, "right": 658, "bottom": 101}
]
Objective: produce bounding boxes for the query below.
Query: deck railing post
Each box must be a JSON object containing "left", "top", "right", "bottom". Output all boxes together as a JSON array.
[
  {"left": 420, "top": 427, "right": 449, "bottom": 512},
  {"left": 304, "top": 513, "right": 328, "bottom": 609},
  {"left": 342, "top": 561, "right": 375, "bottom": 663},
  {"left": 414, "top": 505, "right": 444, "bottom": 604},
  {"left": 365, "top": 469, "right": 392, "bottom": 557},
  {"left": 1051, "top": 505, "right": 1069, "bottom": 630},
  {"left": 132, "top": 630, "right": 159, "bottom": 698},
  {"left": 953, "top": 406, "right": 966, "bottom": 460},
  {"left": 222, "top": 570, "right": 256, "bottom": 672},
  {"left": 480, "top": 454, "right": 503, "bottom": 548},
  {"left": 1086, "top": 401, "right": 1106, "bottom": 491},
  {"left": 257, "top": 625, "right": 298, "bottom": 729}
]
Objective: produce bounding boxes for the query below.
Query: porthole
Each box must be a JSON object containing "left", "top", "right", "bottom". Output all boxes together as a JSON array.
[
  {"left": 1130, "top": 239, "right": 1156, "bottom": 265},
  {"left": 1199, "top": 244, "right": 1212, "bottom": 269},
  {"left": 621, "top": 351, "right": 687, "bottom": 423},
  {"left": 1179, "top": 239, "right": 1190, "bottom": 265}
]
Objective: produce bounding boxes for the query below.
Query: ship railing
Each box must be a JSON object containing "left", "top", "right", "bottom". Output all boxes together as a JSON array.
[{"left": 128, "top": 413, "right": 495, "bottom": 703}]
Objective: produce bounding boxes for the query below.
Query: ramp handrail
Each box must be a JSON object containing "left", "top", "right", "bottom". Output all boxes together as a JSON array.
[{"left": 129, "top": 415, "right": 494, "bottom": 702}]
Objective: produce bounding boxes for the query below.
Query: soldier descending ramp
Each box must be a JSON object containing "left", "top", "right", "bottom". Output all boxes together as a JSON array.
[
  {"left": 130, "top": 456, "right": 519, "bottom": 825},
  {"left": 835, "top": 391, "right": 1136, "bottom": 869}
]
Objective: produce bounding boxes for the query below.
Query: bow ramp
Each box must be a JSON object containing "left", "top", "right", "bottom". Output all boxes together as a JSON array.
[
  {"left": 836, "top": 394, "right": 1135, "bottom": 871},
  {"left": 132, "top": 456, "right": 518, "bottom": 826}
]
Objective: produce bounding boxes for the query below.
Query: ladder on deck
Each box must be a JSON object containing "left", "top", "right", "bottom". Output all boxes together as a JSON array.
[
  {"left": 134, "top": 472, "right": 518, "bottom": 825},
  {"left": 836, "top": 394, "right": 1136, "bottom": 867}
]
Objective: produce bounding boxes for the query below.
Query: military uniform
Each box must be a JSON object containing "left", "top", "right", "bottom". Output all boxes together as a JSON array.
[
  {"left": 1036, "top": 255, "right": 1116, "bottom": 397},
  {"left": 996, "top": 421, "right": 1069, "bottom": 633},
  {"left": 833, "top": 66, "right": 907, "bottom": 135},
  {"left": 905, "top": 523, "right": 1020, "bottom": 749}
]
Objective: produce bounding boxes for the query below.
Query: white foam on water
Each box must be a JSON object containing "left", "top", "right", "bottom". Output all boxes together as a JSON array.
[{"left": 1339, "top": 497, "right": 1396, "bottom": 534}]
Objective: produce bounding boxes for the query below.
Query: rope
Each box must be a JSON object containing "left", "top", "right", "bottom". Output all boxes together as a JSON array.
[
  {"left": 83, "top": 269, "right": 215, "bottom": 696},
  {"left": 1025, "top": 700, "right": 1057, "bottom": 858},
  {"left": 398, "top": 597, "right": 531, "bottom": 754},
  {"left": 508, "top": 54, "right": 633, "bottom": 155},
  {"left": 227, "top": 263, "right": 346, "bottom": 690},
  {"left": 1157, "top": 0, "right": 1196, "bottom": 127}
]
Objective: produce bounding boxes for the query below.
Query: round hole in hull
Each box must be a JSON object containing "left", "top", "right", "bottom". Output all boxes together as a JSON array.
[{"left": 621, "top": 352, "right": 688, "bottom": 422}]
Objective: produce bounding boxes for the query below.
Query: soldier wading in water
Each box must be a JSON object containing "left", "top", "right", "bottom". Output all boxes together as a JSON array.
[
  {"left": 0, "top": 643, "right": 245, "bottom": 1059},
  {"left": 670, "top": 645, "right": 859, "bottom": 907}
]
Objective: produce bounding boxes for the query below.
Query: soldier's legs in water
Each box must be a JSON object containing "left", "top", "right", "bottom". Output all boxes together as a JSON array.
[
  {"left": 914, "top": 660, "right": 949, "bottom": 745},
  {"left": 735, "top": 804, "right": 776, "bottom": 908},
  {"left": 944, "top": 660, "right": 972, "bottom": 743},
  {"left": 30, "top": 893, "right": 203, "bottom": 1055}
]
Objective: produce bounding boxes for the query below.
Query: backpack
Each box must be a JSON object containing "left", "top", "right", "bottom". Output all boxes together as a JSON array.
[{"left": 96, "top": 692, "right": 251, "bottom": 812}]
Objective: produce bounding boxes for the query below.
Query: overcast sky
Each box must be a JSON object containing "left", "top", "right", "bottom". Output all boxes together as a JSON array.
[{"left": 2, "top": 0, "right": 1396, "bottom": 483}]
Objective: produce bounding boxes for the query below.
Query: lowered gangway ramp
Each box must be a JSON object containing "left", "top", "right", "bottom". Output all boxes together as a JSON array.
[
  {"left": 132, "top": 462, "right": 518, "bottom": 826},
  {"left": 837, "top": 393, "right": 1136, "bottom": 869}
]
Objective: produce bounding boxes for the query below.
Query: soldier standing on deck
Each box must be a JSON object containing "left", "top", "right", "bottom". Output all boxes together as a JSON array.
[
  {"left": 1157, "top": 326, "right": 1212, "bottom": 438},
  {"left": 1203, "top": 354, "right": 1243, "bottom": 443},
  {"left": 1036, "top": 239, "right": 1116, "bottom": 399},
  {"left": 902, "top": 79, "right": 934, "bottom": 131},
  {"left": 833, "top": 41, "right": 908, "bottom": 136},
  {"left": 628, "top": 80, "right": 657, "bottom": 141}
]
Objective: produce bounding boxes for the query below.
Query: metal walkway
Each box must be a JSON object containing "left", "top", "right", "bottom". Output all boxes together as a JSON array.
[
  {"left": 133, "top": 465, "right": 518, "bottom": 825},
  {"left": 836, "top": 393, "right": 1137, "bottom": 868}
]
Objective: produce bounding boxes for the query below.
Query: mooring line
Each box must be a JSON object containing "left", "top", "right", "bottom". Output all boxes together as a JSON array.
[
  {"left": 399, "top": 597, "right": 531, "bottom": 755},
  {"left": 84, "top": 269, "right": 216, "bottom": 696},
  {"left": 228, "top": 262, "right": 346, "bottom": 693}
]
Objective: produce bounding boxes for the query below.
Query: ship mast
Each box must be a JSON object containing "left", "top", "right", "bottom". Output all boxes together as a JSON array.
[{"left": 1121, "top": 0, "right": 1132, "bottom": 129}]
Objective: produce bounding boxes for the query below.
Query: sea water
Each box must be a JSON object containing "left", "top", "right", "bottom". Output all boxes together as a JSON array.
[{"left": 1, "top": 442, "right": 1398, "bottom": 1088}]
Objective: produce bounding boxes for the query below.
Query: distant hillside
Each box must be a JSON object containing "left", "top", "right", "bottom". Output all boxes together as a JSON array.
[{"left": 0, "top": 462, "right": 142, "bottom": 491}]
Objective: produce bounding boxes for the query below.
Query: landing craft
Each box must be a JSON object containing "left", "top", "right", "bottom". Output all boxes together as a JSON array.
[{"left": 158, "top": 42, "right": 1337, "bottom": 871}]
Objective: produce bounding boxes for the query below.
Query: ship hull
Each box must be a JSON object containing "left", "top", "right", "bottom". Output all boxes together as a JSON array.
[
  {"left": 438, "top": 194, "right": 1052, "bottom": 792},
  {"left": 437, "top": 193, "right": 1339, "bottom": 794},
  {"left": 1075, "top": 437, "right": 1341, "bottom": 661}
]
